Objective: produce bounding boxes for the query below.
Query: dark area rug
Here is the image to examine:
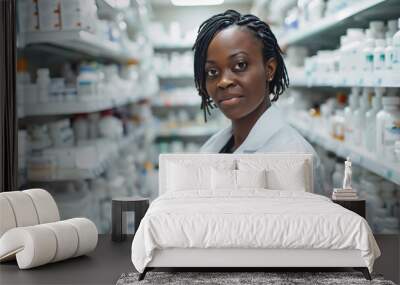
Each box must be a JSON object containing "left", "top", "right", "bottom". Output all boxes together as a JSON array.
[{"left": 116, "top": 271, "right": 396, "bottom": 285}]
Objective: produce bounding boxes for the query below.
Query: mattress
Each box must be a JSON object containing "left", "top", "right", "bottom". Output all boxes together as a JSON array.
[{"left": 131, "top": 190, "right": 380, "bottom": 273}]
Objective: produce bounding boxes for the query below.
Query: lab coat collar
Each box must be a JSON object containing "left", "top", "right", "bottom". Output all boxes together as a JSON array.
[
  {"left": 202, "top": 104, "right": 286, "bottom": 153},
  {"left": 235, "top": 104, "right": 286, "bottom": 153}
]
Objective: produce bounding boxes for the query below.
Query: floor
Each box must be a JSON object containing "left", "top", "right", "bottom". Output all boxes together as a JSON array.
[{"left": 0, "top": 234, "right": 398, "bottom": 285}]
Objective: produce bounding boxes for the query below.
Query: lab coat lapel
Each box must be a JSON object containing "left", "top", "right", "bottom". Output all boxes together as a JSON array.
[
  {"left": 200, "top": 125, "right": 233, "bottom": 153},
  {"left": 234, "top": 104, "right": 286, "bottom": 154}
]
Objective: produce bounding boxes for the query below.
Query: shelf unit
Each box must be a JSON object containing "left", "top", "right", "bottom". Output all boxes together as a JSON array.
[
  {"left": 279, "top": 0, "right": 399, "bottom": 49},
  {"left": 283, "top": 0, "right": 400, "bottom": 188},
  {"left": 18, "top": 2, "right": 152, "bottom": 185},
  {"left": 289, "top": 118, "right": 400, "bottom": 185},
  {"left": 152, "top": 43, "right": 213, "bottom": 143},
  {"left": 22, "top": 30, "right": 137, "bottom": 62}
]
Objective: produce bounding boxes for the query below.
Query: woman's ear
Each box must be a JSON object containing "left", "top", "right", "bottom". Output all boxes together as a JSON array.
[{"left": 264, "top": 57, "right": 277, "bottom": 82}]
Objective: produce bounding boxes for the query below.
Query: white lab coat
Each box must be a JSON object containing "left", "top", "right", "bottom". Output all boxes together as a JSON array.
[{"left": 200, "top": 104, "right": 326, "bottom": 194}]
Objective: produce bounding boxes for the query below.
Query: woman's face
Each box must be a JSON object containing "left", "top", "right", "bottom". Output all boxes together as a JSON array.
[{"left": 205, "top": 26, "right": 276, "bottom": 121}]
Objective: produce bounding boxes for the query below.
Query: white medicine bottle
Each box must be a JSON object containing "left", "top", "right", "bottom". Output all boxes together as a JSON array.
[
  {"left": 344, "top": 87, "right": 360, "bottom": 143},
  {"left": 77, "top": 65, "right": 98, "bottom": 98},
  {"left": 353, "top": 87, "right": 371, "bottom": 146},
  {"left": 365, "top": 87, "right": 384, "bottom": 152},
  {"left": 362, "top": 29, "right": 375, "bottom": 72},
  {"left": 373, "top": 39, "right": 386, "bottom": 71},
  {"left": 392, "top": 18, "right": 400, "bottom": 71},
  {"left": 376, "top": 96, "right": 400, "bottom": 161},
  {"left": 384, "top": 20, "right": 398, "bottom": 71}
]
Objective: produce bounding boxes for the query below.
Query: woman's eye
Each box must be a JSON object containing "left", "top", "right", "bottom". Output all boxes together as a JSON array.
[
  {"left": 234, "top": 61, "right": 247, "bottom": 71},
  {"left": 206, "top": 69, "right": 218, "bottom": 78}
]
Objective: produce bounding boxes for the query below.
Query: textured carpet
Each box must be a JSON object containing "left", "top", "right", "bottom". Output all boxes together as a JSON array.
[{"left": 116, "top": 271, "right": 396, "bottom": 285}]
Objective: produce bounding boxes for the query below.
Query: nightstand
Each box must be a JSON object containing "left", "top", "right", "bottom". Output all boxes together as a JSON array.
[
  {"left": 332, "top": 199, "right": 365, "bottom": 218},
  {"left": 112, "top": 197, "right": 149, "bottom": 242}
]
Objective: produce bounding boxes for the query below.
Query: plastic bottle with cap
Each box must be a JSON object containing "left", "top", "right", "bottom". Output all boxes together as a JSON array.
[
  {"left": 362, "top": 29, "right": 375, "bottom": 73},
  {"left": 365, "top": 87, "right": 384, "bottom": 152},
  {"left": 346, "top": 28, "right": 364, "bottom": 75},
  {"left": 344, "top": 87, "right": 360, "bottom": 143},
  {"left": 392, "top": 18, "right": 400, "bottom": 72},
  {"left": 370, "top": 20, "right": 385, "bottom": 39},
  {"left": 363, "top": 21, "right": 385, "bottom": 73},
  {"left": 73, "top": 114, "right": 89, "bottom": 143},
  {"left": 376, "top": 95, "right": 400, "bottom": 160},
  {"left": 77, "top": 65, "right": 98, "bottom": 99},
  {"left": 373, "top": 38, "right": 386, "bottom": 71},
  {"left": 385, "top": 20, "right": 397, "bottom": 71},
  {"left": 353, "top": 87, "right": 371, "bottom": 146}
]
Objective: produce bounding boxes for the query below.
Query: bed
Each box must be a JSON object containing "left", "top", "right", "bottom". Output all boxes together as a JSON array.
[{"left": 131, "top": 153, "right": 380, "bottom": 281}]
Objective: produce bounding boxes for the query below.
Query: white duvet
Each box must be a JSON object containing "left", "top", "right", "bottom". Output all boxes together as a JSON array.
[{"left": 131, "top": 190, "right": 380, "bottom": 273}]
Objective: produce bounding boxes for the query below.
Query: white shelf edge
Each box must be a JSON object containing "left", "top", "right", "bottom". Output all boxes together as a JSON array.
[
  {"left": 289, "top": 119, "right": 400, "bottom": 185},
  {"left": 289, "top": 73, "right": 400, "bottom": 88},
  {"left": 151, "top": 102, "right": 199, "bottom": 108},
  {"left": 158, "top": 74, "right": 194, "bottom": 80},
  {"left": 156, "top": 126, "right": 218, "bottom": 138},
  {"left": 23, "top": 30, "right": 137, "bottom": 61},
  {"left": 153, "top": 44, "right": 193, "bottom": 50},
  {"left": 280, "top": 0, "right": 386, "bottom": 46},
  {"left": 23, "top": 94, "right": 142, "bottom": 116}
]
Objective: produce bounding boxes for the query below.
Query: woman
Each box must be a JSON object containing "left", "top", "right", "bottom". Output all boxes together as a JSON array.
[{"left": 193, "top": 9, "right": 325, "bottom": 194}]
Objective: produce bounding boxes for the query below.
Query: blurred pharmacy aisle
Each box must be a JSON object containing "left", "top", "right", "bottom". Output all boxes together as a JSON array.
[{"left": 15, "top": 0, "right": 400, "bottom": 239}]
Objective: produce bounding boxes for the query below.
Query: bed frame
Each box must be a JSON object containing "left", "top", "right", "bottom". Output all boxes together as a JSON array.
[
  {"left": 138, "top": 154, "right": 371, "bottom": 281},
  {"left": 140, "top": 248, "right": 371, "bottom": 280}
]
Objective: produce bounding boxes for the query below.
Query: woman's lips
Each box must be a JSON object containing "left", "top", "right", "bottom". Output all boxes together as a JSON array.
[{"left": 219, "top": 96, "right": 243, "bottom": 107}]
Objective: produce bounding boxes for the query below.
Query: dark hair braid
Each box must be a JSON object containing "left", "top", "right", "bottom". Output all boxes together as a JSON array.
[{"left": 192, "top": 9, "right": 289, "bottom": 122}]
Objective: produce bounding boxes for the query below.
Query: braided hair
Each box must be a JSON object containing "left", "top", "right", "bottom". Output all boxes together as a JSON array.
[{"left": 193, "top": 9, "right": 289, "bottom": 122}]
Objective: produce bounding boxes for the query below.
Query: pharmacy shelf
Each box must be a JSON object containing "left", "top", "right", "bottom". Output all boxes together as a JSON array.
[
  {"left": 23, "top": 95, "right": 143, "bottom": 117},
  {"left": 23, "top": 30, "right": 137, "bottom": 62},
  {"left": 289, "top": 118, "right": 400, "bottom": 185},
  {"left": 153, "top": 43, "right": 193, "bottom": 52},
  {"left": 280, "top": 0, "right": 398, "bottom": 48},
  {"left": 158, "top": 74, "right": 194, "bottom": 80},
  {"left": 156, "top": 126, "right": 218, "bottom": 138},
  {"left": 151, "top": 101, "right": 199, "bottom": 108},
  {"left": 27, "top": 132, "right": 140, "bottom": 182},
  {"left": 289, "top": 68, "right": 400, "bottom": 88}
]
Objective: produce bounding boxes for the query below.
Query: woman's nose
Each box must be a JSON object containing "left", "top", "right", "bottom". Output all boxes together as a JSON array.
[{"left": 217, "top": 72, "right": 234, "bottom": 89}]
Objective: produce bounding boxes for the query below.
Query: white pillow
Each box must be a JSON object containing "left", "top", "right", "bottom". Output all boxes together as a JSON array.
[
  {"left": 236, "top": 169, "right": 267, "bottom": 189},
  {"left": 266, "top": 163, "right": 306, "bottom": 191},
  {"left": 167, "top": 162, "right": 210, "bottom": 191},
  {"left": 237, "top": 159, "right": 308, "bottom": 191},
  {"left": 211, "top": 168, "right": 236, "bottom": 191},
  {"left": 211, "top": 169, "right": 267, "bottom": 191},
  {"left": 166, "top": 159, "right": 236, "bottom": 192}
]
